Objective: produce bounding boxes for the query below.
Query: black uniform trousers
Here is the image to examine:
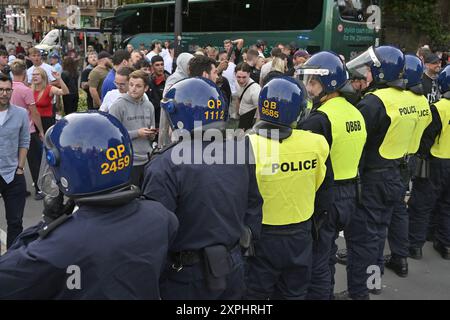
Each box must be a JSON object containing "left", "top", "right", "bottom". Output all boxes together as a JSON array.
[
  {"left": 246, "top": 220, "right": 312, "bottom": 300},
  {"left": 347, "top": 168, "right": 404, "bottom": 298},
  {"left": 307, "top": 182, "right": 356, "bottom": 300},
  {"left": 409, "top": 159, "right": 450, "bottom": 248}
]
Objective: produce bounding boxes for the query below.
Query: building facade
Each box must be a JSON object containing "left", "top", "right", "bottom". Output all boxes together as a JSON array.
[{"left": 0, "top": 0, "right": 117, "bottom": 40}]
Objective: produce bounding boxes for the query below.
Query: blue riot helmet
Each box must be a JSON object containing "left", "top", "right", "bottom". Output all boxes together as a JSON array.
[
  {"left": 43, "top": 112, "right": 133, "bottom": 198},
  {"left": 403, "top": 54, "right": 424, "bottom": 92},
  {"left": 346, "top": 45, "right": 405, "bottom": 88},
  {"left": 258, "top": 76, "right": 307, "bottom": 127},
  {"left": 160, "top": 77, "right": 228, "bottom": 133},
  {"left": 297, "top": 51, "right": 348, "bottom": 105},
  {"left": 438, "top": 65, "right": 450, "bottom": 98}
]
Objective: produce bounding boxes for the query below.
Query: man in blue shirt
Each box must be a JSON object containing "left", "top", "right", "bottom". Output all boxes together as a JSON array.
[
  {"left": 101, "top": 49, "right": 131, "bottom": 100},
  {"left": 0, "top": 73, "right": 30, "bottom": 248}
]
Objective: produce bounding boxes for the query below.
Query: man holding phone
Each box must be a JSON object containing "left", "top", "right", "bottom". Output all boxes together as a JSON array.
[{"left": 109, "top": 70, "right": 156, "bottom": 188}]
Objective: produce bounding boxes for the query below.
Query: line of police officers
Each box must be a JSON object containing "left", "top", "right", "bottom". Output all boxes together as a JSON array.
[{"left": 0, "top": 45, "right": 449, "bottom": 300}]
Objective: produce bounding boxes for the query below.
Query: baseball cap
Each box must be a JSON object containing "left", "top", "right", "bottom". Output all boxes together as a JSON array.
[
  {"left": 49, "top": 52, "right": 60, "bottom": 59},
  {"left": 424, "top": 53, "right": 440, "bottom": 64},
  {"left": 98, "top": 51, "right": 112, "bottom": 60},
  {"left": 294, "top": 50, "right": 310, "bottom": 59}
]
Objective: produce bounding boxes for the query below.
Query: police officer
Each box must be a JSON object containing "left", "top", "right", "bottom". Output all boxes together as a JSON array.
[
  {"left": 245, "top": 76, "right": 332, "bottom": 300},
  {"left": 0, "top": 112, "right": 178, "bottom": 299},
  {"left": 297, "top": 52, "right": 367, "bottom": 300},
  {"left": 408, "top": 65, "right": 450, "bottom": 260},
  {"left": 337, "top": 46, "right": 417, "bottom": 299},
  {"left": 385, "top": 55, "right": 432, "bottom": 270},
  {"left": 141, "top": 77, "right": 263, "bottom": 300}
]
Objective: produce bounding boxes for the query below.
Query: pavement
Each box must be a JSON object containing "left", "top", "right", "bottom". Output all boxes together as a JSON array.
[
  {"left": 0, "top": 163, "right": 449, "bottom": 299},
  {"left": 0, "top": 31, "right": 34, "bottom": 46}
]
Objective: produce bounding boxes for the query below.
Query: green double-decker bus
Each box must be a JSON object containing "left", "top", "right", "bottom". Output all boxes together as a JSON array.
[{"left": 102, "top": 0, "right": 381, "bottom": 59}]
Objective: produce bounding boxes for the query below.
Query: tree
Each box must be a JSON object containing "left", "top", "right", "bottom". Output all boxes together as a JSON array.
[{"left": 383, "top": 0, "right": 450, "bottom": 50}]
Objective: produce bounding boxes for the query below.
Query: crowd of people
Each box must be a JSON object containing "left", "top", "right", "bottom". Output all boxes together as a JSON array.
[{"left": 0, "top": 35, "right": 449, "bottom": 300}]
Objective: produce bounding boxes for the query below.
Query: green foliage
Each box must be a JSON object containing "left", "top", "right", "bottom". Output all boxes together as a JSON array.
[
  {"left": 77, "top": 89, "right": 88, "bottom": 112},
  {"left": 384, "top": 0, "right": 449, "bottom": 49}
]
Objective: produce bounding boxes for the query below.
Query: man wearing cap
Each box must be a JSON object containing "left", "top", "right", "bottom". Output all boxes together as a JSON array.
[
  {"left": 293, "top": 50, "right": 310, "bottom": 68},
  {"left": 88, "top": 51, "right": 112, "bottom": 109},
  {"left": 49, "top": 53, "right": 62, "bottom": 74},
  {"left": 423, "top": 53, "right": 442, "bottom": 104},
  {"left": 146, "top": 40, "right": 162, "bottom": 63}
]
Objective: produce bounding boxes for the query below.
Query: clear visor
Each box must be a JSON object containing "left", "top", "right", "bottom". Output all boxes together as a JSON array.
[
  {"left": 346, "top": 46, "right": 381, "bottom": 80},
  {"left": 37, "top": 151, "right": 60, "bottom": 197},
  {"left": 296, "top": 69, "right": 330, "bottom": 100},
  {"left": 158, "top": 99, "right": 176, "bottom": 148}
]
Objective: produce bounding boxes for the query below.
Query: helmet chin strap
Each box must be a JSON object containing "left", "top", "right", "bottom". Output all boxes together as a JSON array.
[
  {"left": 312, "top": 91, "right": 328, "bottom": 108},
  {"left": 75, "top": 185, "right": 141, "bottom": 207}
]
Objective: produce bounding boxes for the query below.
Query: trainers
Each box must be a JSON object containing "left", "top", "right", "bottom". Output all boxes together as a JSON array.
[{"left": 34, "top": 191, "right": 45, "bottom": 201}]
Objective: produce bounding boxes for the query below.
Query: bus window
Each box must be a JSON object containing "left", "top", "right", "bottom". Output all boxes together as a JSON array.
[
  {"left": 201, "top": 0, "right": 232, "bottom": 32},
  {"left": 338, "top": 0, "right": 378, "bottom": 22},
  {"left": 184, "top": 2, "right": 202, "bottom": 32},
  {"left": 262, "top": 0, "right": 323, "bottom": 31},
  {"left": 152, "top": 7, "right": 168, "bottom": 32},
  {"left": 231, "top": 0, "right": 262, "bottom": 31}
]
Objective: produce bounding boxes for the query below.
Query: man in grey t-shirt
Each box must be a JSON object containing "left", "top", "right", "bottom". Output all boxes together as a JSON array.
[{"left": 109, "top": 70, "right": 156, "bottom": 188}]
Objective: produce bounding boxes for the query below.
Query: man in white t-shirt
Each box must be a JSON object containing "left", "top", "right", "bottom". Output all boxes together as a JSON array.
[
  {"left": 218, "top": 51, "right": 237, "bottom": 94},
  {"left": 235, "top": 62, "right": 261, "bottom": 131},
  {"left": 26, "top": 47, "right": 56, "bottom": 85},
  {"left": 100, "top": 67, "right": 133, "bottom": 113},
  {"left": 145, "top": 40, "right": 162, "bottom": 63}
]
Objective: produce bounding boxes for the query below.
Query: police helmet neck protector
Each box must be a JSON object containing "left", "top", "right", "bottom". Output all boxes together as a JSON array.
[
  {"left": 161, "top": 77, "right": 228, "bottom": 133},
  {"left": 403, "top": 54, "right": 424, "bottom": 91},
  {"left": 43, "top": 112, "right": 134, "bottom": 198},
  {"left": 298, "top": 51, "right": 348, "bottom": 105},
  {"left": 346, "top": 46, "right": 406, "bottom": 88},
  {"left": 438, "top": 65, "right": 450, "bottom": 98},
  {"left": 258, "top": 76, "right": 307, "bottom": 127}
]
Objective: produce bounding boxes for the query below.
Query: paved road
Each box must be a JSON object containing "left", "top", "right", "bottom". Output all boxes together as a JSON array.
[{"left": 1, "top": 170, "right": 449, "bottom": 299}]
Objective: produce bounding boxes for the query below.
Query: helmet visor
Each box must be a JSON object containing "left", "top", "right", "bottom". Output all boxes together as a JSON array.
[
  {"left": 296, "top": 68, "right": 329, "bottom": 101},
  {"left": 346, "top": 46, "right": 381, "bottom": 80},
  {"left": 37, "top": 151, "right": 60, "bottom": 197}
]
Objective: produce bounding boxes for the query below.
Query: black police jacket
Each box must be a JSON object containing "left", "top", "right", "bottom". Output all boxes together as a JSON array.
[
  {"left": 142, "top": 135, "right": 263, "bottom": 252},
  {"left": 0, "top": 199, "right": 178, "bottom": 299}
]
